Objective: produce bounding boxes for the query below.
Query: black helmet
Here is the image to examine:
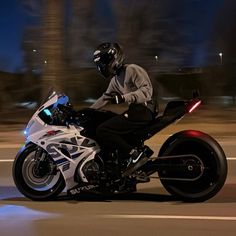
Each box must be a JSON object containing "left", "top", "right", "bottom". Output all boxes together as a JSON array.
[{"left": 93, "top": 42, "right": 125, "bottom": 79}]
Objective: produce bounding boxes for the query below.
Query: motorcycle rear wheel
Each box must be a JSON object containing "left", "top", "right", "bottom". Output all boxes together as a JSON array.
[
  {"left": 158, "top": 130, "right": 227, "bottom": 202},
  {"left": 13, "top": 144, "right": 65, "bottom": 201}
]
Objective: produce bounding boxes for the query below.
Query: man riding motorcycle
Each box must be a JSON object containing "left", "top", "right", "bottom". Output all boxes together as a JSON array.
[{"left": 91, "top": 42, "right": 158, "bottom": 176}]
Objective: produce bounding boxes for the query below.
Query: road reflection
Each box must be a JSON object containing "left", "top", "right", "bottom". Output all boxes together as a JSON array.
[{"left": 0, "top": 204, "right": 60, "bottom": 219}]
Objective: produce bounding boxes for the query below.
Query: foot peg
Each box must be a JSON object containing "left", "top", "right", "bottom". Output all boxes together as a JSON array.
[{"left": 136, "top": 172, "right": 150, "bottom": 183}]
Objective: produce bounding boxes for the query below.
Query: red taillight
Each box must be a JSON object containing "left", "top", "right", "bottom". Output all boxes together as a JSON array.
[{"left": 188, "top": 100, "right": 201, "bottom": 113}]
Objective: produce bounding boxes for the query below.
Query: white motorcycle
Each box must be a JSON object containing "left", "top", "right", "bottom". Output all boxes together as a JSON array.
[{"left": 13, "top": 91, "right": 227, "bottom": 201}]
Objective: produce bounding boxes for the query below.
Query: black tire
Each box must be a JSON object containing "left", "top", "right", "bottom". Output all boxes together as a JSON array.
[
  {"left": 158, "top": 130, "right": 227, "bottom": 202},
  {"left": 13, "top": 144, "right": 65, "bottom": 201}
]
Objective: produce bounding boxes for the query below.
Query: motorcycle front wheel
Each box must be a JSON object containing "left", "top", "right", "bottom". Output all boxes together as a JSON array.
[
  {"left": 13, "top": 144, "right": 65, "bottom": 201},
  {"left": 157, "top": 130, "right": 227, "bottom": 202}
]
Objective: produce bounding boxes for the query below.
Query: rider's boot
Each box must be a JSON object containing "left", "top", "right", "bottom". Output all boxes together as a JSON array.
[{"left": 122, "top": 147, "right": 153, "bottom": 177}]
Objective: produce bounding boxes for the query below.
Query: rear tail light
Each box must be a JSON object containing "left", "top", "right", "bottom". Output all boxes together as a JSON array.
[{"left": 188, "top": 100, "right": 201, "bottom": 113}]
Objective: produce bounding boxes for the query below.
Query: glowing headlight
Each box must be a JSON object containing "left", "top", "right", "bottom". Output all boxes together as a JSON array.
[{"left": 43, "top": 109, "right": 52, "bottom": 116}]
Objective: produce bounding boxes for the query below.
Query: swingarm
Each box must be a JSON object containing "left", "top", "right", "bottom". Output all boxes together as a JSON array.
[{"left": 146, "top": 154, "right": 204, "bottom": 182}]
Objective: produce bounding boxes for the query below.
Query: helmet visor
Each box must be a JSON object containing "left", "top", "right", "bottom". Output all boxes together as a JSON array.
[
  {"left": 94, "top": 50, "right": 114, "bottom": 78},
  {"left": 94, "top": 50, "right": 113, "bottom": 64}
]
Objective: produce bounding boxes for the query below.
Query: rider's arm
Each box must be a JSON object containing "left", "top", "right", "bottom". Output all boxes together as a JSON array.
[
  {"left": 90, "top": 77, "right": 120, "bottom": 109},
  {"left": 123, "top": 64, "right": 153, "bottom": 104}
]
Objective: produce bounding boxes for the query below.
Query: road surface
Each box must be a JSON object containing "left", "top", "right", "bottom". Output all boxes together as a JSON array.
[{"left": 1, "top": 120, "right": 236, "bottom": 236}]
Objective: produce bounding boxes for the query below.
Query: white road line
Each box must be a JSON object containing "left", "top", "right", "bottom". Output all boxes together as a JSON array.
[
  {"left": 0, "top": 144, "right": 22, "bottom": 149},
  {"left": 103, "top": 214, "right": 236, "bottom": 221},
  {"left": 0, "top": 159, "right": 14, "bottom": 162}
]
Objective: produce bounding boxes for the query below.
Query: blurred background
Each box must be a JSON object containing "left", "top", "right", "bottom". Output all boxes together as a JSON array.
[{"left": 0, "top": 0, "right": 236, "bottom": 124}]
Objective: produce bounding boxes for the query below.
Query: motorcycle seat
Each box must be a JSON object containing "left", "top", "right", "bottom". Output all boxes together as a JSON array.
[{"left": 133, "top": 101, "right": 186, "bottom": 140}]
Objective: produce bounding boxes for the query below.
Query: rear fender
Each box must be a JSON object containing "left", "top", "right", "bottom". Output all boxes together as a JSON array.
[{"left": 158, "top": 130, "right": 225, "bottom": 159}]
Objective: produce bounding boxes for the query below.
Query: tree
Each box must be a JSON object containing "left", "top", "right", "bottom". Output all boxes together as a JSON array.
[
  {"left": 21, "top": 0, "right": 66, "bottom": 100},
  {"left": 41, "top": 0, "right": 66, "bottom": 99}
]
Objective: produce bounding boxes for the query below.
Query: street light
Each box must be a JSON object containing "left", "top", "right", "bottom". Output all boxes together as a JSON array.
[
  {"left": 219, "top": 52, "right": 223, "bottom": 65},
  {"left": 155, "top": 55, "right": 159, "bottom": 65}
]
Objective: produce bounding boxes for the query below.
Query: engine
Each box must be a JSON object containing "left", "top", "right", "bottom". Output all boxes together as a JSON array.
[{"left": 80, "top": 160, "right": 100, "bottom": 184}]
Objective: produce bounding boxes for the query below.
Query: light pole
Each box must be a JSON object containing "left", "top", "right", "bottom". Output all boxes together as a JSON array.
[{"left": 219, "top": 52, "right": 223, "bottom": 65}]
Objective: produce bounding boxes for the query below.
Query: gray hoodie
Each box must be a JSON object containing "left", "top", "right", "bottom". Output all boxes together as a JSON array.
[{"left": 91, "top": 64, "right": 157, "bottom": 112}]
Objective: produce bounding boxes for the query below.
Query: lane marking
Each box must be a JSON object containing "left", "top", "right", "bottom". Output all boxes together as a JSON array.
[
  {"left": 0, "top": 159, "right": 14, "bottom": 162},
  {"left": 0, "top": 144, "right": 22, "bottom": 149},
  {"left": 103, "top": 214, "right": 236, "bottom": 221}
]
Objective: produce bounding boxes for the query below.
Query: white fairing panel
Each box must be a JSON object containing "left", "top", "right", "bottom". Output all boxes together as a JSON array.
[{"left": 23, "top": 92, "right": 101, "bottom": 190}]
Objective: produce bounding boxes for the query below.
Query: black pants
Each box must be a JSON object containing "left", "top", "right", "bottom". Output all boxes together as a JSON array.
[{"left": 96, "top": 104, "right": 154, "bottom": 156}]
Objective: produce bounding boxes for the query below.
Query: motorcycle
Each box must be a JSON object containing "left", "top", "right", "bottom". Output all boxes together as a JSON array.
[{"left": 13, "top": 91, "right": 227, "bottom": 202}]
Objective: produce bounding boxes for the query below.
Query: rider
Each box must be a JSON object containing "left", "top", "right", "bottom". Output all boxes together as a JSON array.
[{"left": 91, "top": 42, "right": 158, "bottom": 176}]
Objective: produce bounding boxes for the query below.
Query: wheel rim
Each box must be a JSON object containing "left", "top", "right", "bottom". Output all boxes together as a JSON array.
[{"left": 22, "top": 150, "right": 61, "bottom": 192}]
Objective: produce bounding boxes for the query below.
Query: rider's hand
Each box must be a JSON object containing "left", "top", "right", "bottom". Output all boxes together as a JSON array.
[
  {"left": 104, "top": 91, "right": 125, "bottom": 104},
  {"left": 111, "top": 92, "right": 125, "bottom": 104}
]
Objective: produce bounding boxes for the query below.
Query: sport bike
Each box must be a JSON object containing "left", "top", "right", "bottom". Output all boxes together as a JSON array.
[{"left": 13, "top": 91, "right": 227, "bottom": 202}]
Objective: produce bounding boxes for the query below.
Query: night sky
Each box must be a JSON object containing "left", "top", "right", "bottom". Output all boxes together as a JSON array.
[
  {"left": 0, "top": 0, "right": 235, "bottom": 73},
  {"left": 178, "top": 0, "right": 223, "bottom": 67},
  {"left": 0, "top": 0, "right": 38, "bottom": 72}
]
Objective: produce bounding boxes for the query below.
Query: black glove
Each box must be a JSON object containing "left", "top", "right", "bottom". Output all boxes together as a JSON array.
[{"left": 104, "top": 91, "right": 125, "bottom": 104}]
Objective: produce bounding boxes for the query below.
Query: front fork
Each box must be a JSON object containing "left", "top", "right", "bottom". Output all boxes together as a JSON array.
[{"left": 33, "top": 147, "right": 58, "bottom": 177}]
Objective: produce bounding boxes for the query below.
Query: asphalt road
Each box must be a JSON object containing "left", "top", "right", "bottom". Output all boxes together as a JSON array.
[{"left": 1, "top": 123, "right": 236, "bottom": 236}]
